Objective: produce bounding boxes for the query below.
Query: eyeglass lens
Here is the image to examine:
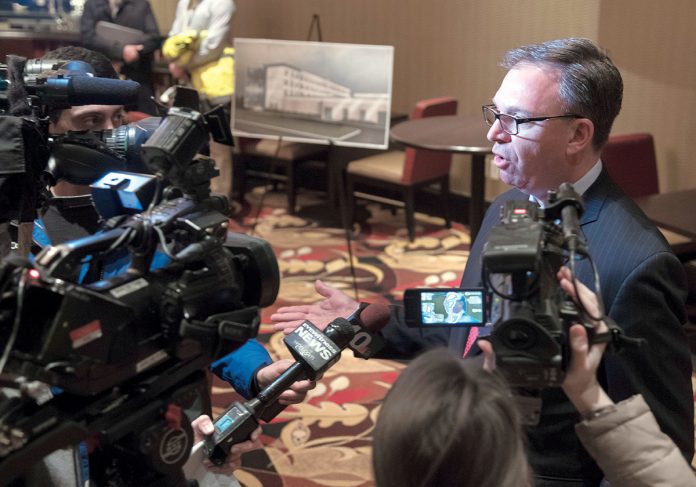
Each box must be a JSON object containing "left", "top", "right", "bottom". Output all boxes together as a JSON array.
[{"left": 483, "top": 106, "right": 516, "bottom": 134}]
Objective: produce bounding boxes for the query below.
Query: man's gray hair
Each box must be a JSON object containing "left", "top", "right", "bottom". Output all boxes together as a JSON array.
[{"left": 502, "top": 38, "right": 623, "bottom": 150}]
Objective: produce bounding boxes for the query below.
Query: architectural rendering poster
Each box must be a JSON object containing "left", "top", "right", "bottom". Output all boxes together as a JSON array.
[{"left": 233, "top": 38, "right": 394, "bottom": 149}]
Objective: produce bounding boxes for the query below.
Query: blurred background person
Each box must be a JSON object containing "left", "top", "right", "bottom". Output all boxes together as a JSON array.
[
  {"left": 162, "top": 0, "right": 235, "bottom": 202},
  {"left": 80, "top": 0, "right": 161, "bottom": 115}
]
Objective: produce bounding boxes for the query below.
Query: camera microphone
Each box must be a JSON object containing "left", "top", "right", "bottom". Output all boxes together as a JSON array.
[
  {"left": 204, "top": 312, "right": 389, "bottom": 465},
  {"left": 561, "top": 203, "right": 580, "bottom": 251},
  {"left": 556, "top": 183, "right": 585, "bottom": 254},
  {"left": 545, "top": 183, "right": 585, "bottom": 255},
  {"left": 30, "top": 76, "right": 140, "bottom": 108}
]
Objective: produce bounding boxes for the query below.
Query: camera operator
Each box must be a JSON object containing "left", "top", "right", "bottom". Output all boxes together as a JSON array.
[
  {"left": 373, "top": 269, "right": 696, "bottom": 487},
  {"left": 271, "top": 37, "right": 693, "bottom": 486},
  {"left": 8, "top": 46, "right": 316, "bottom": 483}
]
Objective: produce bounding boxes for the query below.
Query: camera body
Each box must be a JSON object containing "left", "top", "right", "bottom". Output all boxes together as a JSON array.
[
  {"left": 404, "top": 184, "right": 586, "bottom": 388},
  {"left": 0, "top": 84, "right": 278, "bottom": 484},
  {"left": 482, "top": 197, "right": 580, "bottom": 388}
]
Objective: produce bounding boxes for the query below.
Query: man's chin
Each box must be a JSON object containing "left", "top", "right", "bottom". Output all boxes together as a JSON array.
[{"left": 498, "top": 171, "right": 516, "bottom": 187}]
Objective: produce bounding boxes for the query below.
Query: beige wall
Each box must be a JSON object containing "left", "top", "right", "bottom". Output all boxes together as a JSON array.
[
  {"left": 149, "top": 0, "right": 176, "bottom": 36},
  {"left": 151, "top": 0, "right": 696, "bottom": 195}
]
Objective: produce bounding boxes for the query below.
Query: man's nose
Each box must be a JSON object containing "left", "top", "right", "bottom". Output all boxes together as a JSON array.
[{"left": 487, "top": 119, "right": 511, "bottom": 143}]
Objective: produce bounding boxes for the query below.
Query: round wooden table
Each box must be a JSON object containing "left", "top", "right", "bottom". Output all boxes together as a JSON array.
[{"left": 390, "top": 114, "right": 492, "bottom": 240}]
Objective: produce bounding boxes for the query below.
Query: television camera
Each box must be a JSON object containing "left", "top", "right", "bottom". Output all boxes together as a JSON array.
[
  {"left": 406, "top": 183, "right": 641, "bottom": 389},
  {"left": 0, "top": 59, "right": 279, "bottom": 485},
  {"left": 0, "top": 55, "right": 140, "bottom": 228}
]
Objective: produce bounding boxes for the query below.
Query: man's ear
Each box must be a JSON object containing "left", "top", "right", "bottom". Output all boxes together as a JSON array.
[{"left": 566, "top": 118, "right": 594, "bottom": 156}]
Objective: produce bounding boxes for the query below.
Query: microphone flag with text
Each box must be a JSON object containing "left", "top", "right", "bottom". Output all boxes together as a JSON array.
[
  {"left": 257, "top": 302, "right": 391, "bottom": 422},
  {"left": 345, "top": 301, "right": 390, "bottom": 359},
  {"left": 204, "top": 306, "right": 389, "bottom": 465}
]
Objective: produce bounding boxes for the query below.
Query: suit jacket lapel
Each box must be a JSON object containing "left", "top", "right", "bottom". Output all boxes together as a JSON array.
[{"left": 579, "top": 169, "right": 613, "bottom": 226}]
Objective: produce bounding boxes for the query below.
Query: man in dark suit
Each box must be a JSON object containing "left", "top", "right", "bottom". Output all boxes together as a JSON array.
[{"left": 270, "top": 38, "right": 693, "bottom": 486}]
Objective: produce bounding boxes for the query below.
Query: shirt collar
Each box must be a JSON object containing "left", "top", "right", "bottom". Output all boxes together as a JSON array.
[{"left": 530, "top": 159, "right": 603, "bottom": 207}]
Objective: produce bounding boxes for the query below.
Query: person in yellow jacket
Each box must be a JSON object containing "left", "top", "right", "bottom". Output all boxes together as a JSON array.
[{"left": 163, "top": 0, "right": 236, "bottom": 202}]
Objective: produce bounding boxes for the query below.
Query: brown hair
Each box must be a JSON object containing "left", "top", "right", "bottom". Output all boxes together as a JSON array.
[
  {"left": 372, "top": 349, "right": 531, "bottom": 487},
  {"left": 41, "top": 46, "right": 119, "bottom": 123}
]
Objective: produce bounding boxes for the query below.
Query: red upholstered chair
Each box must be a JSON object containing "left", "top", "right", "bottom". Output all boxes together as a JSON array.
[
  {"left": 601, "top": 133, "right": 659, "bottom": 198},
  {"left": 601, "top": 132, "right": 696, "bottom": 261},
  {"left": 345, "top": 97, "right": 458, "bottom": 241}
]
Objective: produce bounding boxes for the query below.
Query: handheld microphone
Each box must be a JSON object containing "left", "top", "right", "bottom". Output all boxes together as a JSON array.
[
  {"left": 257, "top": 302, "right": 390, "bottom": 422},
  {"left": 204, "top": 313, "right": 388, "bottom": 465},
  {"left": 346, "top": 302, "right": 390, "bottom": 359}
]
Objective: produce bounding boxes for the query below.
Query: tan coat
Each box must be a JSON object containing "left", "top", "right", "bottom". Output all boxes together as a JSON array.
[{"left": 575, "top": 395, "right": 696, "bottom": 487}]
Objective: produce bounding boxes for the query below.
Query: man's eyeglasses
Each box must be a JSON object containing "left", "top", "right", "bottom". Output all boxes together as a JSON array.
[{"left": 482, "top": 104, "right": 583, "bottom": 135}]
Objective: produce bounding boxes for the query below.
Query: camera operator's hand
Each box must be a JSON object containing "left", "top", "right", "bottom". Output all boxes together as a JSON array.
[
  {"left": 477, "top": 339, "right": 496, "bottom": 372},
  {"left": 557, "top": 267, "right": 614, "bottom": 417},
  {"left": 192, "top": 415, "right": 262, "bottom": 471},
  {"left": 271, "top": 280, "right": 359, "bottom": 335},
  {"left": 256, "top": 359, "right": 319, "bottom": 404}
]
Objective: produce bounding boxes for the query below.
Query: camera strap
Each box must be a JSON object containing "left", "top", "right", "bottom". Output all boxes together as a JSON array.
[{"left": 590, "top": 316, "right": 645, "bottom": 351}]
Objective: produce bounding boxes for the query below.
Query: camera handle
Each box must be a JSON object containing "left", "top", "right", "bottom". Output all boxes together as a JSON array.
[{"left": 587, "top": 315, "right": 645, "bottom": 351}]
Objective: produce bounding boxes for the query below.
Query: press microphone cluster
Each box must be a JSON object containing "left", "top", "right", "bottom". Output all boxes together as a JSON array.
[{"left": 204, "top": 303, "right": 390, "bottom": 465}]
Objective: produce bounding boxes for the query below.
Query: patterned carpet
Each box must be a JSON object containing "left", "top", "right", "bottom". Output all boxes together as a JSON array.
[
  {"left": 210, "top": 187, "right": 472, "bottom": 487},
  {"left": 211, "top": 186, "right": 696, "bottom": 486}
]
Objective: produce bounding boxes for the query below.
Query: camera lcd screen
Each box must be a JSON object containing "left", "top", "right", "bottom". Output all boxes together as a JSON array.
[{"left": 405, "top": 288, "right": 486, "bottom": 327}]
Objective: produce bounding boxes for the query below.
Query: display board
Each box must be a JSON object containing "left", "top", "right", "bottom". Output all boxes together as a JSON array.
[{"left": 233, "top": 38, "right": 394, "bottom": 149}]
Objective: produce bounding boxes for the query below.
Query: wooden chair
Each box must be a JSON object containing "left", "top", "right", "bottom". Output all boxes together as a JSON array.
[
  {"left": 235, "top": 137, "right": 329, "bottom": 214},
  {"left": 345, "top": 97, "right": 458, "bottom": 241}
]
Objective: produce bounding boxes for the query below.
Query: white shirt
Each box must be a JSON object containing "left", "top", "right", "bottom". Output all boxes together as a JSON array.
[
  {"left": 531, "top": 159, "right": 603, "bottom": 208},
  {"left": 168, "top": 0, "right": 235, "bottom": 67}
]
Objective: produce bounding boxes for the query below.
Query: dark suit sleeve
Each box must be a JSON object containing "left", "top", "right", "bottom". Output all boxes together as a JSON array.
[
  {"left": 81, "top": 3, "right": 125, "bottom": 60},
  {"left": 79, "top": 1, "right": 101, "bottom": 52},
  {"left": 376, "top": 305, "right": 450, "bottom": 359},
  {"left": 602, "top": 250, "right": 693, "bottom": 460},
  {"left": 139, "top": 3, "right": 162, "bottom": 55}
]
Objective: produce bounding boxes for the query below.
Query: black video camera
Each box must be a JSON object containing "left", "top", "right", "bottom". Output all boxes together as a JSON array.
[
  {"left": 479, "top": 184, "right": 586, "bottom": 388},
  {"left": 406, "top": 184, "right": 638, "bottom": 389},
  {"left": 0, "top": 55, "right": 140, "bottom": 227},
  {"left": 0, "top": 87, "right": 278, "bottom": 485}
]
